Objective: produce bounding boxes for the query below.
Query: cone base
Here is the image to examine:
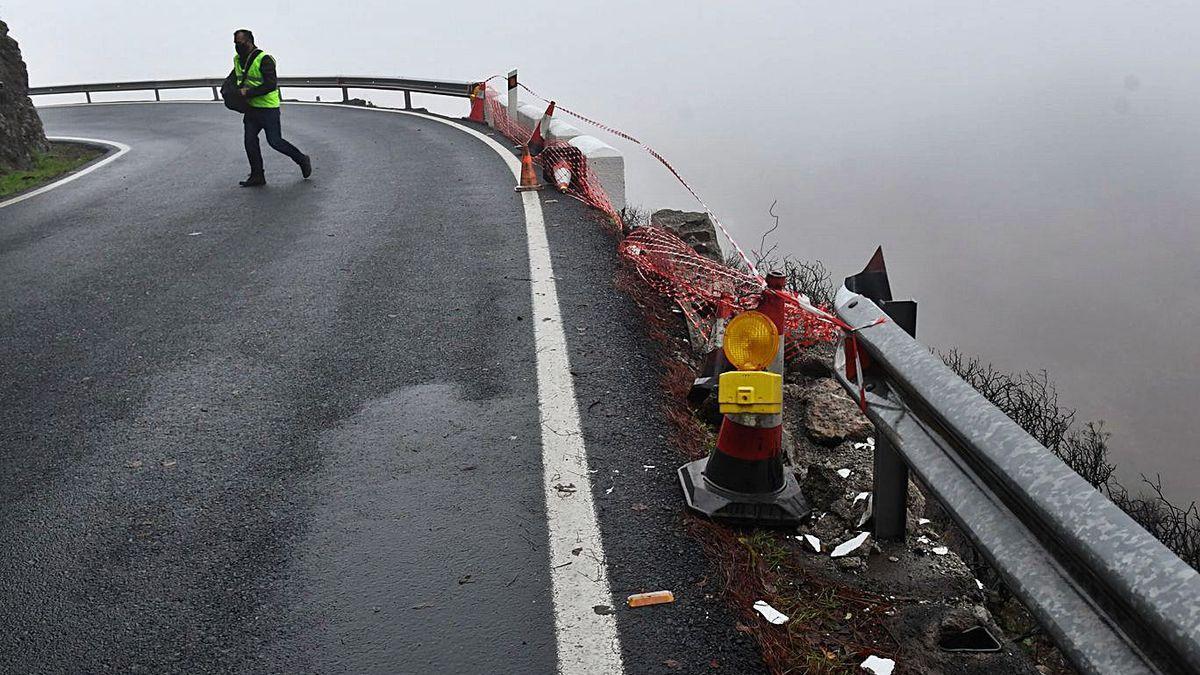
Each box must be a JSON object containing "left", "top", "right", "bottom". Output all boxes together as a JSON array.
[{"left": 678, "top": 457, "right": 810, "bottom": 526}]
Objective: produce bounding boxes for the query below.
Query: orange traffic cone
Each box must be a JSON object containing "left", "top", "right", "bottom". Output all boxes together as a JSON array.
[
  {"left": 529, "top": 102, "right": 556, "bottom": 155},
  {"left": 551, "top": 160, "right": 572, "bottom": 193},
  {"left": 467, "top": 82, "right": 486, "bottom": 123},
  {"left": 527, "top": 101, "right": 554, "bottom": 156},
  {"left": 515, "top": 145, "right": 543, "bottom": 192}
]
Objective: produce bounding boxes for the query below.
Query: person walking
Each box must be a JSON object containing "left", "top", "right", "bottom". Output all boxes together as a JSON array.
[{"left": 229, "top": 29, "right": 312, "bottom": 187}]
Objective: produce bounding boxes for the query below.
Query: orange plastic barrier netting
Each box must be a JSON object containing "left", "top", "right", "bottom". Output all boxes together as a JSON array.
[
  {"left": 618, "top": 227, "right": 841, "bottom": 350},
  {"left": 483, "top": 86, "right": 619, "bottom": 222},
  {"left": 476, "top": 84, "right": 840, "bottom": 351},
  {"left": 538, "top": 142, "right": 620, "bottom": 221},
  {"left": 484, "top": 88, "right": 533, "bottom": 147}
]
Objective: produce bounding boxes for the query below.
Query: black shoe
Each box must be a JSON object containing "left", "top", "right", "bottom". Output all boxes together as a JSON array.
[
  {"left": 239, "top": 173, "right": 266, "bottom": 187},
  {"left": 299, "top": 155, "right": 312, "bottom": 179}
]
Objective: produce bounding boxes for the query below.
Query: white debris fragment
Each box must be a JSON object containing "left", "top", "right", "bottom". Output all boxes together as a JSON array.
[
  {"left": 831, "top": 531, "right": 870, "bottom": 558},
  {"left": 508, "top": 435, "right": 518, "bottom": 440},
  {"left": 853, "top": 491, "right": 870, "bottom": 504},
  {"left": 932, "top": 546, "right": 949, "bottom": 556},
  {"left": 976, "top": 579, "right": 985, "bottom": 590},
  {"left": 917, "top": 535, "right": 932, "bottom": 545},
  {"left": 837, "top": 468, "right": 851, "bottom": 479},
  {"left": 187, "top": 231, "right": 202, "bottom": 236},
  {"left": 752, "top": 600, "right": 789, "bottom": 625},
  {"left": 918, "top": 518, "right": 931, "bottom": 526},
  {"left": 802, "top": 534, "right": 821, "bottom": 553},
  {"left": 642, "top": 465, "right": 656, "bottom": 471},
  {"left": 860, "top": 654, "right": 896, "bottom": 675},
  {"left": 852, "top": 437, "right": 876, "bottom": 451},
  {"left": 857, "top": 495, "right": 874, "bottom": 528}
]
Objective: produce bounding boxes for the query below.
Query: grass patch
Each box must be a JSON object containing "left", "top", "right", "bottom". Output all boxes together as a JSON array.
[
  {"left": 691, "top": 519, "right": 898, "bottom": 674},
  {"left": 0, "top": 142, "right": 104, "bottom": 199}
]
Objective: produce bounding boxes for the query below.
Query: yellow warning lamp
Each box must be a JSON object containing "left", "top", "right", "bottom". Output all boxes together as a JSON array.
[
  {"left": 723, "top": 311, "right": 780, "bottom": 371},
  {"left": 719, "top": 311, "right": 783, "bottom": 414}
]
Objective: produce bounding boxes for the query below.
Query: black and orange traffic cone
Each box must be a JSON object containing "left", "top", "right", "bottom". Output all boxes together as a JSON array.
[
  {"left": 679, "top": 274, "right": 810, "bottom": 526},
  {"left": 515, "top": 145, "right": 543, "bottom": 192}
]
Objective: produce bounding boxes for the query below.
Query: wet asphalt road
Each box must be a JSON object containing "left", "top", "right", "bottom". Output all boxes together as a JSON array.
[{"left": 0, "top": 102, "right": 762, "bottom": 674}]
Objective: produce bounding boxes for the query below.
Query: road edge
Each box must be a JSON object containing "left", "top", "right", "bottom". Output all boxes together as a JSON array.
[{"left": 0, "top": 136, "right": 130, "bottom": 210}]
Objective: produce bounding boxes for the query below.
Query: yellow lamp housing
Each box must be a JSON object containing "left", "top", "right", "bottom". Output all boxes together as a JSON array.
[
  {"left": 718, "top": 370, "right": 783, "bottom": 414},
  {"left": 723, "top": 310, "right": 780, "bottom": 371}
]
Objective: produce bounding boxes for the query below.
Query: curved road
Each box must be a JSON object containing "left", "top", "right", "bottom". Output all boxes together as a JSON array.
[{"left": 0, "top": 102, "right": 762, "bottom": 674}]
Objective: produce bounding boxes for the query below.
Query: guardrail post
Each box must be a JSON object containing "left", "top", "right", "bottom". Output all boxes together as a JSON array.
[
  {"left": 404, "top": 90, "right": 412, "bottom": 109},
  {"left": 211, "top": 86, "right": 218, "bottom": 101},
  {"left": 154, "top": 89, "right": 160, "bottom": 102},
  {"left": 871, "top": 435, "right": 908, "bottom": 540},
  {"left": 844, "top": 247, "right": 917, "bottom": 540},
  {"left": 507, "top": 69, "right": 518, "bottom": 115},
  {"left": 341, "top": 86, "right": 349, "bottom": 103},
  {"left": 85, "top": 92, "right": 92, "bottom": 104}
]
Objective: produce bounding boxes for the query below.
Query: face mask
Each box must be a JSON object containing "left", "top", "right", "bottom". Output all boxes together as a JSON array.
[{"left": 235, "top": 42, "right": 251, "bottom": 56}]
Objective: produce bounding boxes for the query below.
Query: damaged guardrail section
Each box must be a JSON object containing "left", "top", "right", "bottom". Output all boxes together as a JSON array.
[{"left": 832, "top": 275, "right": 1200, "bottom": 675}]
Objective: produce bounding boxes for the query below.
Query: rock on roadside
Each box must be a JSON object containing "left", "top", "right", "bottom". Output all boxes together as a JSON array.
[
  {"left": 0, "top": 19, "right": 49, "bottom": 171},
  {"left": 650, "top": 209, "right": 723, "bottom": 262},
  {"left": 802, "top": 378, "right": 873, "bottom": 445}
]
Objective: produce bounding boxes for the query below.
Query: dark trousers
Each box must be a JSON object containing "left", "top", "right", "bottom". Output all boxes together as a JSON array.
[{"left": 243, "top": 107, "right": 305, "bottom": 174}]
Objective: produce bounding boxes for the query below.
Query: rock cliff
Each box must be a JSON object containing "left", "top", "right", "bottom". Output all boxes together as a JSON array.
[{"left": 0, "top": 19, "right": 49, "bottom": 171}]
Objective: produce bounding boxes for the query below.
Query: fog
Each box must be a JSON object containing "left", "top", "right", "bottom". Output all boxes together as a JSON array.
[{"left": 5, "top": 1, "right": 1197, "bottom": 501}]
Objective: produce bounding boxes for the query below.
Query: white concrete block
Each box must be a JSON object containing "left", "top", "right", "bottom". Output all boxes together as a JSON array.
[
  {"left": 547, "top": 118, "right": 584, "bottom": 143},
  {"left": 516, "top": 102, "right": 544, "bottom": 133},
  {"left": 569, "top": 135, "right": 626, "bottom": 212}
]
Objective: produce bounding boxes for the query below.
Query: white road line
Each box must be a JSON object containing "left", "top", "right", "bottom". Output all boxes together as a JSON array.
[
  {"left": 302, "top": 103, "right": 626, "bottom": 673},
  {"left": 0, "top": 136, "right": 130, "bottom": 210}
]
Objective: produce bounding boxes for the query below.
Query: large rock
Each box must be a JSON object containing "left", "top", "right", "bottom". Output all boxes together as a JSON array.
[
  {"left": 802, "top": 378, "right": 873, "bottom": 445},
  {"left": 800, "top": 462, "right": 846, "bottom": 511},
  {"left": 786, "top": 341, "right": 836, "bottom": 379},
  {"left": 650, "top": 209, "right": 723, "bottom": 262},
  {"left": 0, "top": 19, "right": 49, "bottom": 172}
]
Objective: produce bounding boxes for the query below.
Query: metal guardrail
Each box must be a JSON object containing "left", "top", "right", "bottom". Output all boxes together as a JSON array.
[
  {"left": 28, "top": 75, "right": 475, "bottom": 107},
  {"left": 832, "top": 251, "right": 1200, "bottom": 674}
]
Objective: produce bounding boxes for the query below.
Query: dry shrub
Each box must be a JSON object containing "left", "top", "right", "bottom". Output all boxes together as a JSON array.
[{"left": 940, "top": 348, "right": 1199, "bottom": 570}]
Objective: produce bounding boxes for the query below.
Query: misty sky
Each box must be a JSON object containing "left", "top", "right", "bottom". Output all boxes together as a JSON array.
[{"left": 5, "top": 1, "right": 1198, "bottom": 500}]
